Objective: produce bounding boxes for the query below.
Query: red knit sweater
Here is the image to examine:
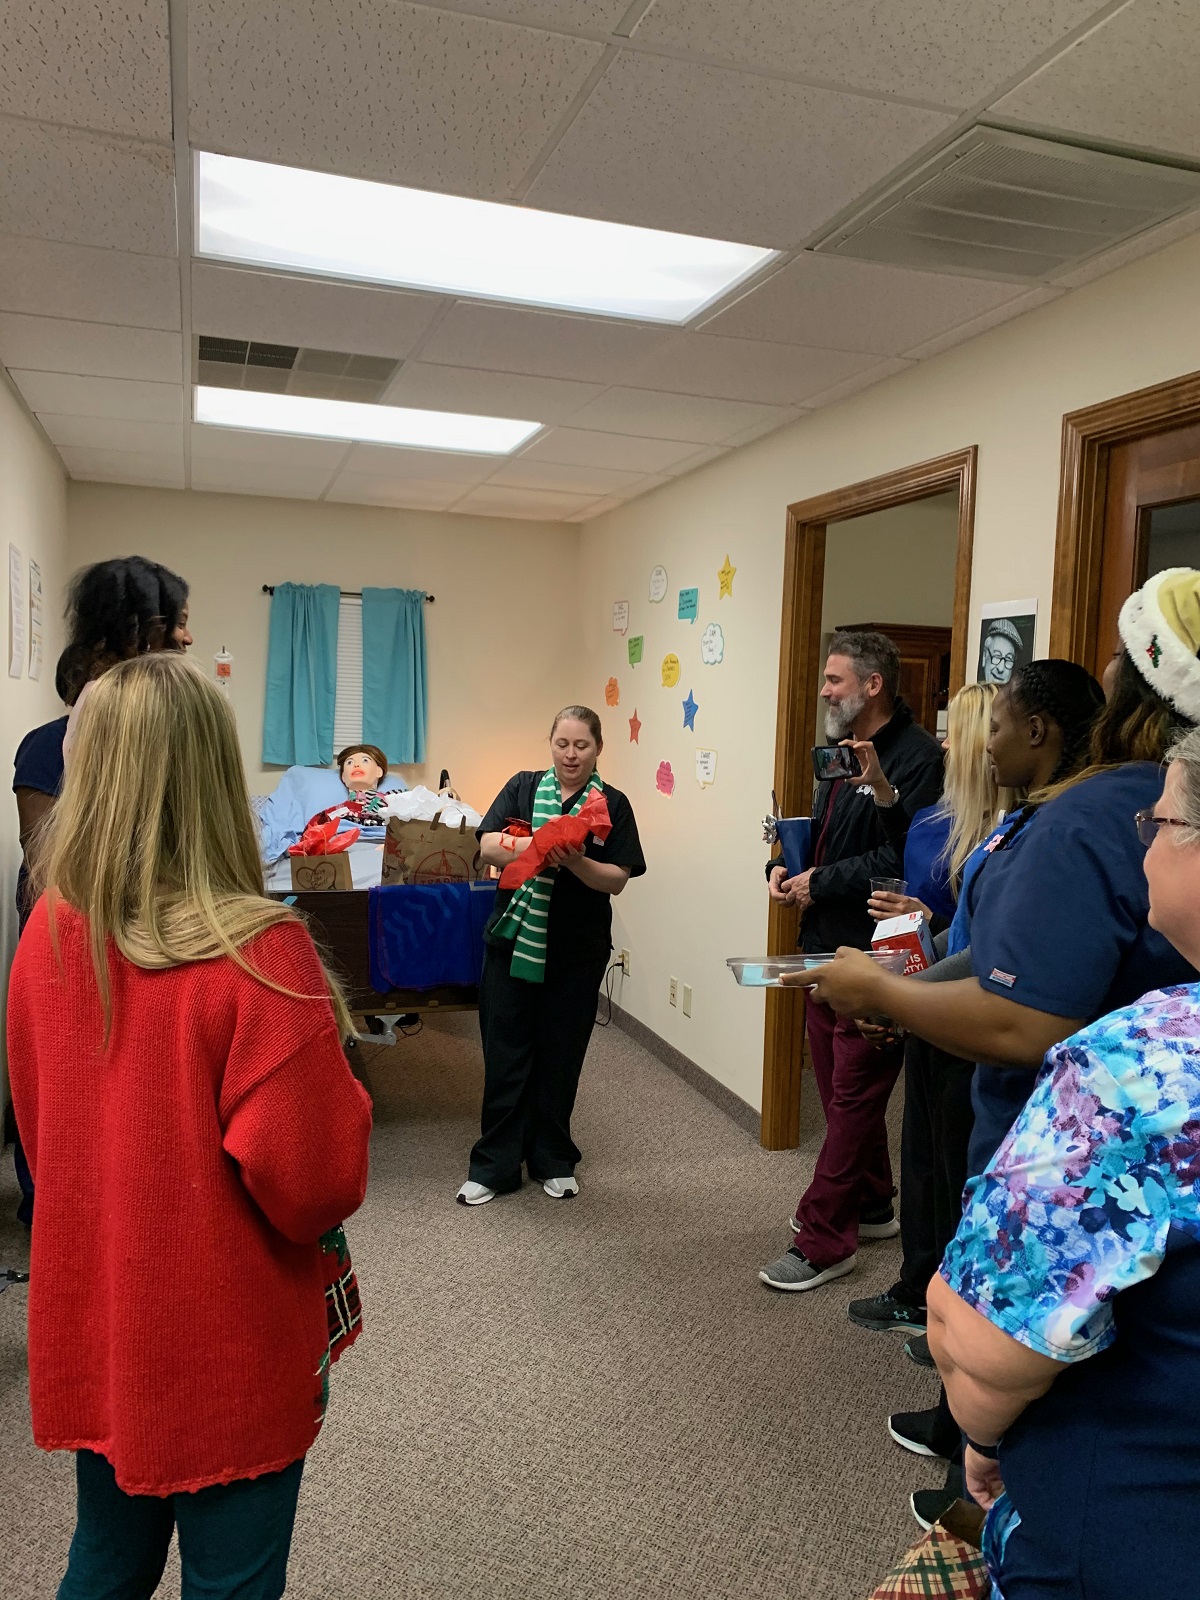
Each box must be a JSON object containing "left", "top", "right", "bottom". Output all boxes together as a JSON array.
[{"left": 7, "top": 899, "right": 372, "bottom": 1496}]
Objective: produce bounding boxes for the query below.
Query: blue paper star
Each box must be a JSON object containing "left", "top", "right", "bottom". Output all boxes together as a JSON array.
[{"left": 682, "top": 689, "right": 698, "bottom": 730}]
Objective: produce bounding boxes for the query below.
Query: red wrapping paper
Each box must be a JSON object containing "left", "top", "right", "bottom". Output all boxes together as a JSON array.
[
  {"left": 287, "top": 817, "right": 361, "bottom": 856},
  {"left": 498, "top": 791, "right": 612, "bottom": 889}
]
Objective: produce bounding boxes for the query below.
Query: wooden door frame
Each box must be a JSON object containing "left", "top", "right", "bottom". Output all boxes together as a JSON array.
[
  {"left": 761, "top": 446, "right": 977, "bottom": 1150},
  {"left": 1050, "top": 368, "right": 1200, "bottom": 665}
]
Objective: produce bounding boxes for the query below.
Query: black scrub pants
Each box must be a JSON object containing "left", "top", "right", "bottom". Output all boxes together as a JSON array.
[
  {"left": 469, "top": 944, "right": 608, "bottom": 1190},
  {"left": 898, "top": 1033, "right": 976, "bottom": 1303}
]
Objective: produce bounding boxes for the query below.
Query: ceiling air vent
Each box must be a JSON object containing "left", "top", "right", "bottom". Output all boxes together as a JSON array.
[
  {"left": 195, "top": 337, "right": 400, "bottom": 402},
  {"left": 811, "top": 126, "right": 1200, "bottom": 282}
]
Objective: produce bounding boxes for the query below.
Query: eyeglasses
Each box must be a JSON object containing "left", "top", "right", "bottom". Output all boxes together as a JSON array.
[{"left": 1135, "top": 809, "right": 1193, "bottom": 847}]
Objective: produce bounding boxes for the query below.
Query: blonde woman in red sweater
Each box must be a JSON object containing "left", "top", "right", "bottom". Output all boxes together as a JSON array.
[{"left": 8, "top": 652, "right": 371, "bottom": 1599}]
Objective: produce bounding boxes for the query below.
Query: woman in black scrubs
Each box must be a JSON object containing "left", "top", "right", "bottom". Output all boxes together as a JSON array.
[{"left": 457, "top": 706, "right": 645, "bottom": 1206}]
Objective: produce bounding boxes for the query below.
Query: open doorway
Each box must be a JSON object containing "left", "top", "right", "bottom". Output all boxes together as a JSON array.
[{"left": 761, "top": 450, "right": 976, "bottom": 1149}]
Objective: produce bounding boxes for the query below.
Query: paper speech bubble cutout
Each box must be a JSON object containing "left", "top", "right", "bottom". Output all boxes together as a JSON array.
[
  {"left": 700, "top": 622, "right": 724, "bottom": 665},
  {"left": 612, "top": 600, "right": 629, "bottom": 635},
  {"left": 627, "top": 634, "right": 644, "bottom": 666},
  {"left": 655, "top": 760, "right": 675, "bottom": 796},
  {"left": 649, "top": 566, "right": 668, "bottom": 604},
  {"left": 677, "top": 587, "right": 699, "bottom": 623},
  {"left": 661, "top": 653, "right": 680, "bottom": 687},
  {"left": 695, "top": 748, "right": 718, "bottom": 788},
  {"left": 604, "top": 676, "right": 620, "bottom": 707}
]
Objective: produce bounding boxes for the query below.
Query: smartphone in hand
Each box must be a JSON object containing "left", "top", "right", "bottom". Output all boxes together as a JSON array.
[{"left": 811, "top": 744, "right": 863, "bottom": 782}]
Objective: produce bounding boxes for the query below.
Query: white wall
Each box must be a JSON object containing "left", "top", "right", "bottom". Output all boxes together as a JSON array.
[
  {"left": 0, "top": 376, "right": 68, "bottom": 1108},
  {"left": 581, "top": 227, "right": 1200, "bottom": 1114},
  {"left": 65, "top": 485, "right": 582, "bottom": 817}
]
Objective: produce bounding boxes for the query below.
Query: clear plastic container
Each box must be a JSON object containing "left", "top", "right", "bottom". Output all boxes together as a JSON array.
[{"left": 726, "top": 951, "right": 907, "bottom": 986}]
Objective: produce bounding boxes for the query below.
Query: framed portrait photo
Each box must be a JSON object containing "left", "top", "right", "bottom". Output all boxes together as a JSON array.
[{"left": 977, "top": 599, "right": 1037, "bottom": 687}]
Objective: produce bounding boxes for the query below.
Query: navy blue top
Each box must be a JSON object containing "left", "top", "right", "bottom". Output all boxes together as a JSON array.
[
  {"left": 13, "top": 715, "right": 67, "bottom": 930},
  {"left": 967, "top": 763, "right": 1197, "bottom": 1173},
  {"left": 902, "top": 803, "right": 956, "bottom": 924}
]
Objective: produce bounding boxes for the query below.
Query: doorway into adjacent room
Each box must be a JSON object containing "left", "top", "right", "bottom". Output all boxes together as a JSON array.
[
  {"left": 760, "top": 450, "right": 976, "bottom": 1149},
  {"left": 1052, "top": 371, "right": 1200, "bottom": 677}
]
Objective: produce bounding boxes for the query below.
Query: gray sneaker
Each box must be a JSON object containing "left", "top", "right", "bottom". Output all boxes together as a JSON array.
[{"left": 758, "top": 1247, "right": 857, "bottom": 1292}]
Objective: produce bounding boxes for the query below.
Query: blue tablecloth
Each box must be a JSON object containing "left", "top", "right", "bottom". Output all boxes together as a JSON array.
[{"left": 367, "top": 881, "right": 496, "bottom": 993}]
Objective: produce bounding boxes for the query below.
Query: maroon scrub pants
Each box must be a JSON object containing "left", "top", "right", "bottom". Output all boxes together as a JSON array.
[{"left": 791, "top": 994, "right": 903, "bottom": 1270}]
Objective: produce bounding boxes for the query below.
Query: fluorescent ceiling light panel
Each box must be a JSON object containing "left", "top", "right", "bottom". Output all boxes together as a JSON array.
[
  {"left": 194, "top": 386, "right": 540, "bottom": 454},
  {"left": 195, "top": 152, "right": 777, "bottom": 324}
]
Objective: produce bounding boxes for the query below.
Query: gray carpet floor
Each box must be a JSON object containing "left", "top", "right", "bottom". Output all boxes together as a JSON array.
[{"left": 0, "top": 1013, "right": 941, "bottom": 1598}]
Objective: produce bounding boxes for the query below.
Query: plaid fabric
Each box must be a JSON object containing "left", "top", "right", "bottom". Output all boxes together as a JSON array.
[
  {"left": 321, "top": 1225, "right": 362, "bottom": 1365},
  {"left": 868, "top": 1524, "right": 991, "bottom": 1599}
]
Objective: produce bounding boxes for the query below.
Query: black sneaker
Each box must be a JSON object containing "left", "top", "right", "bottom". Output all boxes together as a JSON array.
[
  {"left": 905, "top": 1333, "right": 936, "bottom": 1369},
  {"left": 910, "top": 1485, "right": 960, "bottom": 1531},
  {"left": 847, "top": 1281, "right": 927, "bottom": 1332},
  {"left": 858, "top": 1202, "right": 901, "bottom": 1240},
  {"left": 888, "top": 1407, "right": 960, "bottom": 1461}
]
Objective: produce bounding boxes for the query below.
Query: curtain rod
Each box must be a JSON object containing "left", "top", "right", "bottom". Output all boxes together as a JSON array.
[{"left": 261, "top": 585, "right": 434, "bottom": 603}]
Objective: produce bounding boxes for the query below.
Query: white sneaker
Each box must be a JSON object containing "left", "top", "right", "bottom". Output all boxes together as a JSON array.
[
  {"left": 456, "top": 1180, "right": 495, "bottom": 1206},
  {"left": 542, "top": 1176, "right": 579, "bottom": 1199}
]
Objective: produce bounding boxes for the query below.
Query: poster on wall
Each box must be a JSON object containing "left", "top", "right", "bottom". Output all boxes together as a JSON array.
[
  {"left": 976, "top": 599, "right": 1037, "bottom": 687},
  {"left": 9, "top": 545, "right": 25, "bottom": 679},
  {"left": 28, "top": 558, "right": 43, "bottom": 681}
]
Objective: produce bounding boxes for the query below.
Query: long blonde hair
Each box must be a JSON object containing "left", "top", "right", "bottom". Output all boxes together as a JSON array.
[
  {"left": 36, "top": 651, "right": 353, "bottom": 1038},
  {"left": 939, "top": 682, "right": 1021, "bottom": 891}
]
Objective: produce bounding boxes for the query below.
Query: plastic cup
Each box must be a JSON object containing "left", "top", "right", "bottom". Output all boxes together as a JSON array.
[{"left": 870, "top": 877, "right": 907, "bottom": 896}]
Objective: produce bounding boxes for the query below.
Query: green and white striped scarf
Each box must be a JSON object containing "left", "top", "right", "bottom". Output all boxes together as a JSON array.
[{"left": 492, "top": 766, "right": 603, "bottom": 984}]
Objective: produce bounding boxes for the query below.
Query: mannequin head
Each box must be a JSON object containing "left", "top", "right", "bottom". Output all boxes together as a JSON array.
[{"left": 337, "top": 744, "right": 388, "bottom": 790}]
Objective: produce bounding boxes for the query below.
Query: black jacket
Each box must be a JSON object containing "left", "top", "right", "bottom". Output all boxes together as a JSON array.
[{"left": 768, "top": 699, "right": 944, "bottom": 953}]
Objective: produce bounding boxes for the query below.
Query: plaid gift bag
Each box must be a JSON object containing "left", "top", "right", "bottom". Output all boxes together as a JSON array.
[{"left": 868, "top": 1507, "right": 991, "bottom": 1599}]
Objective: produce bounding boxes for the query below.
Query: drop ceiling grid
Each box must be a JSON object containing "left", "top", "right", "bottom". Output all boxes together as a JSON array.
[{"left": 2, "top": 0, "right": 1200, "bottom": 518}]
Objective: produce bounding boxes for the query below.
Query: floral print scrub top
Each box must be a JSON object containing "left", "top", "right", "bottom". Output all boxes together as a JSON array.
[{"left": 941, "top": 983, "right": 1200, "bottom": 1600}]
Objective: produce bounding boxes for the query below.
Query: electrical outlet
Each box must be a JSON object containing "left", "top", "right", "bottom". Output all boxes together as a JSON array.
[
  {"left": 682, "top": 984, "right": 693, "bottom": 1017},
  {"left": 669, "top": 976, "right": 678, "bottom": 1007},
  {"left": 619, "top": 948, "right": 631, "bottom": 976}
]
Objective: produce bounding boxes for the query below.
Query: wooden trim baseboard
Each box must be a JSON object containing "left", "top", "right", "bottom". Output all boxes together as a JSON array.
[
  {"left": 761, "top": 446, "right": 978, "bottom": 1150},
  {"left": 1051, "top": 368, "right": 1200, "bottom": 664},
  {"left": 608, "top": 1004, "right": 761, "bottom": 1142}
]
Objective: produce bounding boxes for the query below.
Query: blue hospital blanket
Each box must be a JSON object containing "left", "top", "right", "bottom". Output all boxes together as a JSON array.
[
  {"left": 254, "top": 765, "right": 406, "bottom": 863},
  {"left": 368, "top": 882, "right": 497, "bottom": 992}
]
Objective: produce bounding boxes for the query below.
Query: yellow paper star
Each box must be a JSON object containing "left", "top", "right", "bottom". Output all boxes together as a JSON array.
[{"left": 718, "top": 555, "right": 736, "bottom": 599}]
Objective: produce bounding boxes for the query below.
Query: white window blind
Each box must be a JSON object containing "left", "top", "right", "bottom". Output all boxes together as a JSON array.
[{"left": 332, "top": 595, "right": 363, "bottom": 751}]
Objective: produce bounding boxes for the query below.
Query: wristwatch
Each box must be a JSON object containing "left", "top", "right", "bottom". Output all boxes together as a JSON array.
[{"left": 966, "top": 1438, "right": 1000, "bottom": 1460}]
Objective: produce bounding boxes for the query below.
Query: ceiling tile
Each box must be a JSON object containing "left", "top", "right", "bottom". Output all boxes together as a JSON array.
[
  {"left": 662, "top": 444, "right": 729, "bottom": 474},
  {"left": 1054, "top": 210, "right": 1200, "bottom": 290},
  {"left": 190, "top": 264, "right": 444, "bottom": 357},
  {"left": 573, "top": 493, "right": 630, "bottom": 520},
  {"left": 902, "top": 287, "right": 1062, "bottom": 358},
  {"left": 0, "top": 235, "right": 180, "bottom": 329},
  {"left": 799, "top": 356, "right": 913, "bottom": 410},
  {"left": 384, "top": 363, "right": 602, "bottom": 423},
  {"left": 190, "top": 459, "right": 336, "bottom": 499},
  {"left": 190, "top": 424, "right": 350, "bottom": 470},
  {"left": 567, "top": 386, "right": 794, "bottom": 444},
  {"left": 0, "top": 316, "right": 181, "bottom": 382},
  {"left": 417, "top": 301, "right": 674, "bottom": 384},
  {"left": 623, "top": 331, "right": 880, "bottom": 405},
  {"left": 717, "top": 411, "right": 802, "bottom": 448},
  {"left": 12, "top": 371, "right": 183, "bottom": 423},
  {"left": 338, "top": 443, "right": 500, "bottom": 482},
  {"left": 59, "top": 446, "right": 185, "bottom": 490},
  {"left": 433, "top": 0, "right": 631, "bottom": 25},
  {"left": 704, "top": 254, "right": 1028, "bottom": 354},
  {"left": 38, "top": 414, "right": 185, "bottom": 453},
  {"left": 486, "top": 458, "right": 648, "bottom": 494},
  {"left": 188, "top": 0, "right": 607, "bottom": 198},
  {"left": 453, "top": 483, "right": 595, "bottom": 520},
  {"left": 632, "top": 0, "right": 1103, "bottom": 110},
  {"left": 520, "top": 427, "right": 707, "bottom": 472},
  {"left": 325, "top": 473, "right": 472, "bottom": 510},
  {"left": 995, "top": 0, "right": 1200, "bottom": 162},
  {"left": 0, "top": 120, "right": 176, "bottom": 256},
  {"left": 0, "top": 0, "right": 172, "bottom": 140},
  {"left": 527, "top": 52, "right": 954, "bottom": 247}
]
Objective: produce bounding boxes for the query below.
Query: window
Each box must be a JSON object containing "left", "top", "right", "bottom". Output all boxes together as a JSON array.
[{"left": 332, "top": 595, "right": 363, "bottom": 752}]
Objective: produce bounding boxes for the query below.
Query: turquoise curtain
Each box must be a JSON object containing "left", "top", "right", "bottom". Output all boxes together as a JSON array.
[
  {"left": 361, "top": 587, "right": 427, "bottom": 764},
  {"left": 262, "top": 582, "right": 340, "bottom": 766}
]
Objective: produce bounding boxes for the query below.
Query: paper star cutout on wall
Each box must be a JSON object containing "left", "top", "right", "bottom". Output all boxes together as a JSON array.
[
  {"left": 629, "top": 708, "right": 642, "bottom": 744},
  {"left": 718, "top": 555, "right": 736, "bottom": 599},
  {"left": 682, "top": 690, "right": 698, "bottom": 731}
]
